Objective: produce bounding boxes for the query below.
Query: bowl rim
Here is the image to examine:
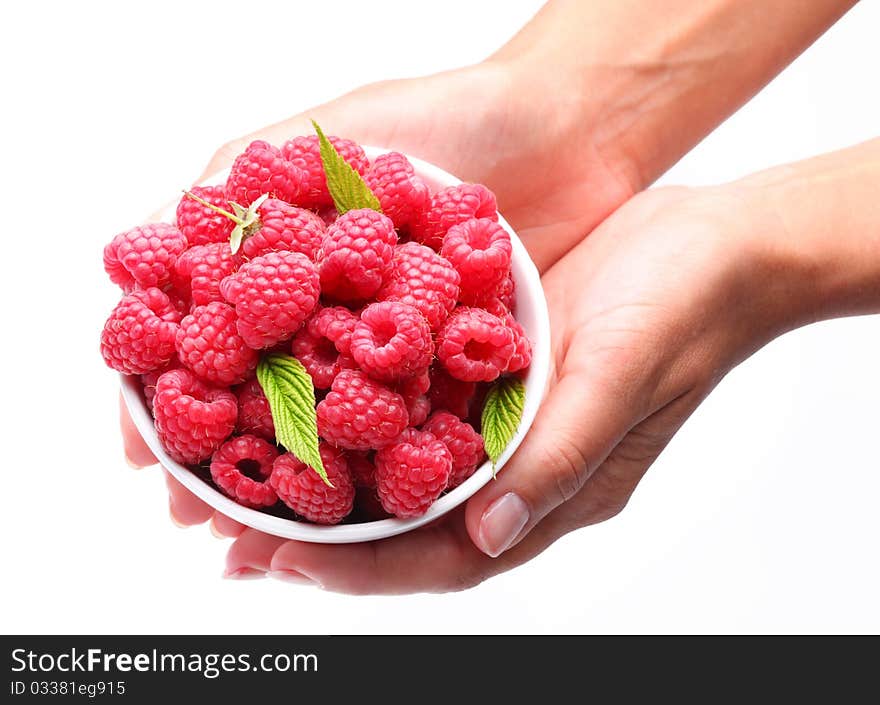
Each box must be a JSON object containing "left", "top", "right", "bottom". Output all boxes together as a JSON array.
[{"left": 120, "top": 146, "right": 551, "bottom": 543}]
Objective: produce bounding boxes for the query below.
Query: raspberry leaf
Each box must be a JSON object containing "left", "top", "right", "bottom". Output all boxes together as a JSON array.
[
  {"left": 481, "top": 376, "right": 526, "bottom": 475},
  {"left": 312, "top": 119, "right": 382, "bottom": 215},
  {"left": 256, "top": 352, "right": 330, "bottom": 486}
]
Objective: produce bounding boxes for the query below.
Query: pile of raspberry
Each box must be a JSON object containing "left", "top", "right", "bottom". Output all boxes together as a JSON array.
[{"left": 100, "top": 135, "right": 532, "bottom": 524}]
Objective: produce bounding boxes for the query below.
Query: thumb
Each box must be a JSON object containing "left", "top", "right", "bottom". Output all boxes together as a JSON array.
[{"left": 464, "top": 370, "right": 642, "bottom": 557}]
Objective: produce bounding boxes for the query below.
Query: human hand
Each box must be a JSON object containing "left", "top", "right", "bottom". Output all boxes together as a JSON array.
[{"left": 224, "top": 182, "right": 815, "bottom": 591}]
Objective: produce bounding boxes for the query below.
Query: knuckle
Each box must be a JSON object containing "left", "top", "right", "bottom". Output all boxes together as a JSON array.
[{"left": 542, "top": 435, "right": 591, "bottom": 505}]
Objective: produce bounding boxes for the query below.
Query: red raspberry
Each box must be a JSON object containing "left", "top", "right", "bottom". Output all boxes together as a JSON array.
[
  {"left": 428, "top": 366, "right": 476, "bottom": 419},
  {"left": 377, "top": 242, "right": 460, "bottom": 331},
  {"left": 176, "top": 301, "right": 258, "bottom": 386},
  {"left": 290, "top": 307, "right": 356, "bottom": 389},
  {"left": 504, "top": 313, "right": 532, "bottom": 373},
  {"left": 281, "top": 135, "right": 369, "bottom": 209},
  {"left": 364, "top": 152, "right": 430, "bottom": 230},
  {"left": 226, "top": 140, "right": 303, "bottom": 206},
  {"left": 441, "top": 218, "right": 512, "bottom": 305},
  {"left": 210, "top": 434, "right": 279, "bottom": 508},
  {"left": 175, "top": 185, "right": 234, "bottom": 246},
  {"left": 269, "top": 444, "right": 355, "bottom": 524},
  {"left": 173, "top": 243, "right": 236, "bottom": 307},
  {"left": 316, "top": 370, "right": 409, "bottom": 450},
  {"left": 346, "top": 451, "right": 376, "bottom": 489},
  {"left": 103, "top": 223, "right": 187, "bottom": 292},
  {"left": 498, "top": 272, "right": 516, "bottom": 311},
  {"left": 317, "top": 207, "right": 338, "bottom": 227},
  {"left": 101, "top": 288, "right": 182, "bottom": 375},
  {"left": 241, "top": 199, "right": 326, "bottom": 261},
  {"left": 235, "top": 378, "right": 275, "bottom": 441},
  {"left": 309, "top": 305, "right": 358, "bottom": 357},
  {"left": 355, "top": 487, "right": 392, "bottom": 521},
  {"left": 437, "top": 307, "right": 514, "bottom": 382},
  {"left": 422, "top": 412, "right": 485, "bottom": 488},
  {"left": 153, "top": 368, "right": 237, "bottom": 465},
  {"left": 141, "top": 360, "right": 182, "bottom": 414},
  {"left": 350, "top": 302, "right": 433, "bottom": 382},
  {"left": 317, "top": 209, "right": 397, "bottom": 302},
  {"left": 220, "top": 250, "right": 320, "bottom": 349},
  {"left": 396, "top": 370, "right": 431, "bottom": 426},
  {"left": 411, "top": 184, "right": 497, "bottom": 250},
  {"left": 375, "top": 428, "right": 452, "bottom": 518}
]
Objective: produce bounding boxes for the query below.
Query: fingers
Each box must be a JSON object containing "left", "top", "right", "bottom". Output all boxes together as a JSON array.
[
  {"left": 224, "top": 529, "right": 288, "bottom": 580},
  {"left": 236, "top": 508, "right": 560, "bottom": 595},
  {"left": 210, "top": 512, "right": 246, "bottom": 540},
  {"left": 119, "top": 394, "right": 157, "bottom": 468},
  {"left": 464, "top": 370, "right": 641, "bottom": 558},
  {"left": 165, "top": 472, "right": 214, "bottom": 527}
]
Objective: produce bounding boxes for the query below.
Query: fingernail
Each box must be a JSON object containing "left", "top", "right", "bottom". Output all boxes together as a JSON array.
[
  {"left": 124, "top": 453, "right": 140, "bottom": 469},
  {"left": 267, "top": 570, "right": 316, "bottom": 586},
  {"left": 223, "top": 567, "right": 266, "bottom": 580},
  {"left": 478, "top": 492, "right": 529, "bottom": 558}
]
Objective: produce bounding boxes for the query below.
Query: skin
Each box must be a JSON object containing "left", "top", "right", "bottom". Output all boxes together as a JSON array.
[{"left": 120, "top": 0, "right": 873, "bottom": 592}]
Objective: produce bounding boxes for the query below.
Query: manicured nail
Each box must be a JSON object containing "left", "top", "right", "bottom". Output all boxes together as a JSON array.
[
  {"left": 123, "top": 453, "right": 140, "bottom": 469},
  {"left": 267, "top": 570, "right": 317, "bottom": 586},
  {"left": 478, "top": 492, "right": 529, "bottom": 558},
  {"left": 223, "top": 567, "right": 266, "bottom": 580}
]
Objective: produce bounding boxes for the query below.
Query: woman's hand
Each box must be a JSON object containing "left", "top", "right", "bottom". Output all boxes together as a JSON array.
[{"left": 225, "top": 182, "right": 814, "bottom": 591}]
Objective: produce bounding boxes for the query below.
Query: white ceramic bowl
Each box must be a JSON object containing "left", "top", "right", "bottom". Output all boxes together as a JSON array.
[{"left": 120, "top": 147, "right": 551, "bottom": 543}]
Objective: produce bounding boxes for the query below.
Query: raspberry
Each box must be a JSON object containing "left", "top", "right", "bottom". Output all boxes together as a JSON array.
[
  {"left": 290, "top": 308, "right": 356, "bottom": 389},
  {"left": 317, "top": 209, "right": 397, "bottom": 302},
  {"left": 498, "top": 272, "right": 516, "bottom": 311},
  {"left": 428, "top": 366, "right": 476, "bottom": 419},
  {"left": 316, "top": 370, "right": 409, "bottom": 450},
  {"left": 101, "top": 288, "right": 182, "bottom": 375},
  {"left": 176, "top": 301, "right": 258, "bottom": 385},
  {"left": 210, "top": 435, "right": 279, "bottom": 508},
  {"left": 440, "top": 218, "right": 512, "bottom": 305},
  {"left": 220, "top": 250, "right": 320, "bottom": 349},
  {"left": 364, "top": 152, "right": 430, "bottom": 230},
  {"left": 141, "top": 360, "right": 182, "bottom": 414},
  {"left": 504, "top": 313, "right": 532, "bottom": 373},
  {"left": 423, "top": 412, "right": 485, "bottom": 488},
  {"left": 346, "top": 451, "right": 376, "bottom": 489},
  {"left": 235, "top": 378, "right": 275, "bottom": 441},
  {"left": 396, "top": 370, "right": 431, "bottom": 427},
  {"left": 269, "top": 444, "right": 355, "bottom": 524},
  {"left": 226, "top": 140, "right": 303, "bottom": 206},
  {"left": 355, "top": 487, "right": 391, "bottom": 521},
  {"left": 309, "top": 305, "right": 358, "bottom": 357},
  {"left": 240, "top": 199, "right": 326, "bottom": 261},
  {"left": 377, "top": 242, "right": 460, "bottom": 331},
  {"left": 153, "top": 368, "right": 237, "bottom": 465},
  {"left": 173, "top": 242, "right": 236, "bottom": 307},
  {"left": 375, "top": 428, "right": 452, "bottom": 518},
  {"left": 437, "top": 307, "right": 514, "bottom": 382},
  {"left": 175, "top": 185, "right": 234, "bottom": 246},
  {"left": 411, "top": 184, "right": 497, "bottom": 250},
  {"left": 317, "top": 207, "right": 338, "bottom": 227},
  {"left": 281, "top": 135, "right": 369, "bottom": 209},
  {"left": 350, "top": 302, "right": 433, "bottom": 382},
  {"left": 103, "top": 223, "right": 187, "bottom": 292},
  {"left": 406, "top": 395, "right": 431, "bottom": 427}
]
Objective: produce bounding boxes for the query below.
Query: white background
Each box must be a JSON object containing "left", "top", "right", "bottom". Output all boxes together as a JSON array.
[{"left": 2, "top": 0, "right": 878, "bottom": 634}]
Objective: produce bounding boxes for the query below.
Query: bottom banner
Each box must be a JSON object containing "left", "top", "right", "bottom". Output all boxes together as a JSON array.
[{"left": 2, "top": 635, "right": 874, "bottom": 700}]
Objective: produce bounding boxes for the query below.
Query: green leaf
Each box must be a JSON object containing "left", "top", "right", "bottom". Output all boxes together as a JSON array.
[
  {"left": 481, "top": 377, "right": 526, "bottom": 475},
  {"left": 256, "top": 353, "right": 330, "bottom": 486},
  {"left": 312, "top": 119, "right": 382, "bottom": 215}
]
